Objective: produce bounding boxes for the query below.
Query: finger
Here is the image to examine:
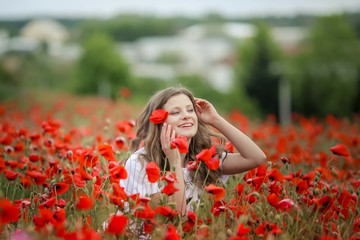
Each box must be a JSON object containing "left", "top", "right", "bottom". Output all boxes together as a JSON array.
[
  {"left": 166, "top": 124, "right": 172, "bottom": 142},
  {"left": 160, "top": 123, "right": 166, "bottom": 147},
  {"left": 170, "top": 129, "right": 176, "bottom": 141}
]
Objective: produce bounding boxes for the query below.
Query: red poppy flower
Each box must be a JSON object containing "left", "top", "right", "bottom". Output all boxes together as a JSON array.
[
  {"left": 134, "top": 204, "right": 155, "bottom": 219},
  {"left": 98, "top": 144, "right": 117, "bottom": 162},
  {"left": 109, "top": 165, "right": 128, "bottom": 181},
  {"left": 155, "top": 206, "right": 179, "bottom": 219},
  {"left": 78, "top": 149, "right": 99, "bottom": 167},
  {"left": 330, "top": 144, "right": 350, "bottom": 157},
  {"left": 27, "top": 170, "right": 47, "bottom": 185},
  {"left": 170, "top": 135, "right": 188, "bottom": 153},
  {"left": 5, "top": 169, "right": 18, "bottom": 180},
  {"left": 225, "top": 142, "right": 235, "bottom": 153},
  {"left": 235, "top": 183, "right": 245, "bottom": 197},
  {"left": 266, "top": 193, "right": 280, "bottom": 207},
  {"left": 196, "top": 149, "right": 212, "bottom": 162},
  {"left": 0, "top": 198, "right": 19, "bottom": 224},
  {"left": 53, "top": 208, "right": 66, "bottom": 224},
  {"left": 276, "top": 199, "right": 294, "bottom": 211},
  {"left": 115, "top": 136, "right": 126, "bottom": 150},
  {"left": 149, "top": 109, "right": 168, "bottom": 124},
  {"left": 160, "top": 171, "right": 178, "bottom": 183},
  {"left": 146, "top": 162, "right": 160, "bottom": 183},
  {"left": 161, "top": 182, "right": 179, "bottom": 196},
  {"left": 106, "top": 214, "right": 128, "bottom": 235},
  {"left": 29, "top": 154, "right": 41, "bottom": 162},
  {"left": 205, "top": 184, "right": 226, "bottom": 201},
  {"left": 76, "top": 195, "right": 94, "bottom": 210},
  {"left": 38, "top": 197, "right": 56, "bottom": 209},
  {"left": 296, "top": 180, "right": 308, "bottom": 194},
  {"left": 205, "top": 157, "right": 220, "bottom": 170},
  {"left": 14, "top": 141, "right": 24, "bottom": 153},
  {"left": 315, "top": 196, "right": 334, "bottom": 213},
  {"left": 165, "top": 224, "right": 181, "bottom": 240},
  {"left": 187, "top": 160, "right": 198, "bottom": 171},
  {"left": 237, "top": 223, "right": 251, "bottom": 236},
  {"left": 52, "top": 182, "right": 69, "bottom": 196},
  {"left": 354, "top": 220, "right": 360, "bottom": 233},
  {"left": 267, "top": 169, "right": 284, "bottom": 183}
]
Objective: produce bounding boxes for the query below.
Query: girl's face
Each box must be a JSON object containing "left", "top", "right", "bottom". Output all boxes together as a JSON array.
[{"left": 162, "top": 94, "right": 198, "bottom": 140}]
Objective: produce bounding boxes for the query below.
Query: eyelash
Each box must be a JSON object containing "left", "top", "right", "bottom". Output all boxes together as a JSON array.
[{"left": 171, "top": 109, "right": 194, "bottom": 115}]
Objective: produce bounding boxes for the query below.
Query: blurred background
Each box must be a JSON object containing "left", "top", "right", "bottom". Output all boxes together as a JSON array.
[{"left": 1, "top": 0, "right": 360, "bottom": 122}]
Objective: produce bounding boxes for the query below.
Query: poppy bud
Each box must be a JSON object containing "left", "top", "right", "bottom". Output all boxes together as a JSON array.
[
  {"left": 227, "top": 209, "right": 234, "bottom": 218},
  {"left": 135, "top": 206, "right": 144, "bottom": 211},
  {"left": 251, "top": 191, "right": 261, "bottom": 198},
  {"left": 92, "top": 176, "right": 97, "bottom": 184},
  {"left": 67, "top": 150, "right": 73, "bottom": 156},
  {"left": 115, "top": 151, "right": 121, "bottom": 157},
  {"left": 86, "top": 167, "right": 92, "bottom": 173},
  {"left": 44, "top": 188, "right": 49, "bottom": 195},
  {"left": 108, "top": 188, "right": 113, "bottom": 195},
  {"left": 330, "top": 167, "right": 338, "bottom": 177},
  {"left": 267, "top": 162, "right": 272, "bottom": 169},
  {"left": 106, "top": 118, "right": 111, "bottom": 125},
  {"left": 322, "top": 187, "right": 327, "bottom": 194},
  {"left": 23, "top": 164, "right": 28, "bottom": 171},
  {"left": 168, "top": 202, "right": 177, "bottom": 208},
  {"left": 314, "top": 176, "right": 320, "bottom": 183},
  {"left": 127, "top": 197, "right": 135, "bottom": 209},
  {"left": 314, "top": 182, "right": 318, "bottom": 188},
  {"left": 275, "top": 214, "right": 281, "bottom": 221},
  {"left": 314, "top": 188, "right": 319, "bottom": 195},
  {"left": 191, "top": 201, "right": 197, "bottom": 210},
  {"left": 60, "top": 175, "right": 64, "bottom": 182}
]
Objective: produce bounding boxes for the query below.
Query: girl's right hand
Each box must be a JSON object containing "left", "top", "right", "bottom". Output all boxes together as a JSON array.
[{"left": 160, "top": 123, "right": 181, "bottom": 166}]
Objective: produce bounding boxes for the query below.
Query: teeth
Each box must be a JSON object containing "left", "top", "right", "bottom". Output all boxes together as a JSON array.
[{"left": 180, "top": 124, "right": 192, "bottom": 127}]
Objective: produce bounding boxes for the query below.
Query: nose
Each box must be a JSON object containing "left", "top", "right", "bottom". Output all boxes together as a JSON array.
[{"left": 181, "top": 110, "right": 190, "bottom": 119}]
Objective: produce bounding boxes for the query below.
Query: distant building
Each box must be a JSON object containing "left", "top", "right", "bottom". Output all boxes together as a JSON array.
[{"left": 118, "top": 22, "right": 305, "bottom": 93}]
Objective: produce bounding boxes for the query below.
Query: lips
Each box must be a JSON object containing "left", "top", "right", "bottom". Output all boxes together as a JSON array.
[{"left": 178, "top": 123, "right": 193, "bottom": 128}]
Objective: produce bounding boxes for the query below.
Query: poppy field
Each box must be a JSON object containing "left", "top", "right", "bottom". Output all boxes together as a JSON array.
[{"left": 0, "top": 93, "right": 359, "bottom": 240}]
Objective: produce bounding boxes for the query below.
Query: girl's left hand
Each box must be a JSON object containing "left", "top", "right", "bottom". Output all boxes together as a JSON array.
[{"left": 194, "top": 98, "right": 221, "bottom": 125}]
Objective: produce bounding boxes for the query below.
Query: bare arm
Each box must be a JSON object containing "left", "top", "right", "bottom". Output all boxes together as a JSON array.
[{"left": 195, "top": 98, "right": 267, "bottom": 175}]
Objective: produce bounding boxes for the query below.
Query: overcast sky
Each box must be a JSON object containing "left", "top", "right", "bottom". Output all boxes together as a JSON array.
[{"left": 1, "top": 0, "right": 360, "bottom": 19}]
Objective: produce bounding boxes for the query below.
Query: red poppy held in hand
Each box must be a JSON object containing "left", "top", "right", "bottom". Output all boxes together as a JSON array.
[
  {"left": 149, "top": 109, "right": 168, "bottom": 124},
  {"left": 146, "top": 162, "right": 160, "bottom": 183},
  {"left": 170, "top": 135, "right": 188, "bottom": 153}
]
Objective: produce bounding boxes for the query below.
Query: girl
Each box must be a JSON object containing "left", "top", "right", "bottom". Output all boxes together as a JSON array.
[{"left": 120, "top": 87, "right": 266, "bottom": 214}]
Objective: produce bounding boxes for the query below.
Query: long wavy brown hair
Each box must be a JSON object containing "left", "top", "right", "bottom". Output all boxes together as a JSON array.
[{"left": 129, "top": 87, "right": 228, "bottom": 187}]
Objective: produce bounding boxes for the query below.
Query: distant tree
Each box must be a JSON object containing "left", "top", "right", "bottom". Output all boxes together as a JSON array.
[
  {"left": 290, "top": 15, "right": 360, "bottom": 117},
  {"left": 234, "top": 22, "right": 282, "bottom": 119},
  {"left": 75, "top": 32, "right": 130, "bottom": 99}
]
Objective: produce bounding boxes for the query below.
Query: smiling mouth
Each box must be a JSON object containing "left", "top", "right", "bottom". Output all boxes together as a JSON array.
[{"left": 179, "top": 123, "right": 193, "bottom": 128}]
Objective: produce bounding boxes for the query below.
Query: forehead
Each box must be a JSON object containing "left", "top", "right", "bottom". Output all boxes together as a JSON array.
[{"left": 163, "top": 94, "right": 193, "bottom": 110}]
